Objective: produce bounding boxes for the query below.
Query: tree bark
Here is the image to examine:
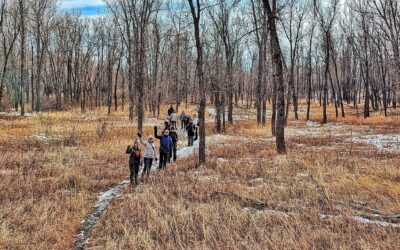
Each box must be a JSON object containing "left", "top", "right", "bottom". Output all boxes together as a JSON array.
[
  {"left": 263, "top": 0, "right": 286, "bottom": 154},
  {"left": 188, "top": 0, "right": 206, "bottom": 164}
]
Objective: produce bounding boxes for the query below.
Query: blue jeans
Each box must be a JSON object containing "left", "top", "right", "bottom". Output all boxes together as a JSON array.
[{"left": 142, "top": 158, "right": 153, "bottom": 176}]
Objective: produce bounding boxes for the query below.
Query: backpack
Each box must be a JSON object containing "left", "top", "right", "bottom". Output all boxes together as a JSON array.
[{"left": 131, "top": 147, "right": 141, "bottom": 158}]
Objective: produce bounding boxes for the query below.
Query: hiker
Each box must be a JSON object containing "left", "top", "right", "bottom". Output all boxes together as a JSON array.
[
  {"left": 163, "top": 120, "right": 171, "bottom": 133},
  {"left": 126, "top": 140, "right": 141, "bottom": 187},
  {"left": 168, "top": 105, "right": 175, "bottom": 117},
  {"left": 154, "top": 126, "right": 172, "bottom": 169},
  {"left": 192, "top": 114, "right": 199, "bottom": 127},
  {"left": 137, "top": 133, "right": 157, "bottom": 180},
  {"left": 186, "top": 119, "right": 196, "bottom": 146},
  {"left": 179, "top": 111, "right": 187, "bottom": 130},
  {"left": 169, "top": 127, "right": 178, "bottom": 162},
  {"left": 185, "top": 115, "right": 191, "bottom": 129},
  {"left": 170, "top": 111, "right": 178, "bottom": 128}
]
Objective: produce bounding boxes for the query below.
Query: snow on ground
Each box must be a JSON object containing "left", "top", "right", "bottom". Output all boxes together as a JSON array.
[
  {"left": 320, "top": 214, "right": 400, "bottom": 228},
  {"left": 27, "top": 133, "right": 64, "bottom": 145},
  {"left": 350, "top": 134, "right": 400, "bottom": 153},
  {"left": 0, "top": 112, "right": 33, "bottom": 117},
  {"left": 288, "top": 121, "right": 400, "bottom": 153},
  {"left": 207, "top": 108, "right": 216, "bottom": 116},
  {"left": 306, "top": 121, "right": 321, "bottom": 127},
  {"left": 243, "top": 207, "right": 400, "bottom": 228},
  {"left": 249, "top": 178, "right": 264, "bottom": 184},
  {"left": 217, "top": 158, "right": 227, "bottom": 162},
  {"left": 75, "top": 180, "right": 130, "bottom": 249}
]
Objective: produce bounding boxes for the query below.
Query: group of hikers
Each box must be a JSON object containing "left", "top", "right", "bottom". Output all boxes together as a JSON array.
[
  {"left": 125, "top": 105, "right": 198, "bottom": 187},
  {"left": 167, "top": 105, "right": 198, "bottom": 132}
]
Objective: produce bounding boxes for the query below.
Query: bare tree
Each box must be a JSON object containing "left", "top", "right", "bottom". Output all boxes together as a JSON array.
[
  {"left": 0, "top": 0, "right": 19, "bottom": 109},
  {"left": 30, "top": 0, "right": 55, "bottom": 112},
  {"left": 368, "top": 0, "right": 400, "bottom": 109},
  {"left": 314, "top": 0, "right": 339, "bottom": 124},
  {"left": 280, "top": 0, "right": 307, "bottom": 123},
  {"left": 262, "top": 0, "right": 286, "bottom": 154},
  {"left": 208, "top": 0, "right": 243, "bottom": 125},
  {"left": 188, "top": 0, "right": 206, "bottom": 164}
]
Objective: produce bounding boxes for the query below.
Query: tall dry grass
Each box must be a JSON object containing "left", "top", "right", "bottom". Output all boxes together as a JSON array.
[
  {"left": 1, "top": 102, "right": 399, "bottom": 249},
  {"left": 88, "top": 105, "right": 400, "bottom": 249},
  {"left": 0, "top": 105, "right": 201, "bottom": 249}
]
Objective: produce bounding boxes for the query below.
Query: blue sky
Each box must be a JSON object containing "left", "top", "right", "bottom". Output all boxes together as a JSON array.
[{"left": 60, "top": 0, "right": 107, "bottom": 15}]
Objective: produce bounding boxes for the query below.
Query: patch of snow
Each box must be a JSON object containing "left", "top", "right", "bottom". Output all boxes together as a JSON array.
[
  {"left": 350, "top": 134, "right": 400, "bottom": 153},
  {"left": 352, "top": 216, "right": 400, "bottom": 227},
  {"left": 320, "top": 214, "right": 400, "bottom": 228},
  {"left": 0, "top": 169, "right": 13, "bottom": 176},
  {"left": 207, "top": 108, "right": 216, "bottom": 116},
  {"left": 0, "top": 112, "right": 32, "bottom": 117},
  {"left": 295, "top": 172, "right": 309, "bottom": 180},
  {"left": 74, "top": 179, "right": 130, "bottom": 249},
  {"left": 199, "top": 176, "right": 211, "bottom": 181},
  {"left": 249, "top": 178, "right": 264, "bottom": 183},
  {"left": 216, "top": 158, "right": 227, "bottom": 162},
  {"left": 82, "top": 115, "right": 101, "bottom": 121},
  {"left": 176, "top": 144, "right": 197, "bottom": 158},
  {"left": 306, "top": 121, "right": 321, "bottom": 127},
  {"left": 31, "top": 133, "right": 63, "bottom": 145},
  {"left": 108, "top": 124, "right": 133, "bottom": 128},
  {"left": 242, "top": 207, "right": 290, "bottom": 217}
]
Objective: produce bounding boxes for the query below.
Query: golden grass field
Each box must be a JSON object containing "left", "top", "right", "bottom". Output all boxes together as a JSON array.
[{"left": 0, "top": 102, "right": 399, "bottom": 249}]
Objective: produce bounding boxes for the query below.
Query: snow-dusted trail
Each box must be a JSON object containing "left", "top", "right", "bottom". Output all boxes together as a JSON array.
[{"left": 74, "top": 180, "right": 130, "bottom": 249}]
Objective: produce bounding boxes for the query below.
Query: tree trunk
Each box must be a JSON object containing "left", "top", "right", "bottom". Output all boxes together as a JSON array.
[
  {"left": 188, "top": 0, "right": 206, "bottom": 164},
  {"left": 19, "top": 0, "right": 25, "bottom": 116},
  {"left": 263, "top": 0, "right": 286, "bottom": 154}
]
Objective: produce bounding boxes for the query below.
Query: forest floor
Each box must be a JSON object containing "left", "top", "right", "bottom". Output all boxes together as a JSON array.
[{"left": 0, "top": 102, "right": 399, "bottom": 249}]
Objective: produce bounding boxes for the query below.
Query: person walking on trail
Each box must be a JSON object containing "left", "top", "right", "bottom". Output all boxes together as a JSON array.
[
  {"left": 154, "top": 126, "right": 172, "bottom": 169},
  {"left": 163, "top": 121, "right": 171, "bottom": 133},
  {"left": 179, "top": 111, "right": 187, "bottom": 130},
  {"left": 137, "top": 133, "right": 157, "bottom": 180},
  {"left": 186, "top": 119, "right": 196, "bottom": 146},
  {"left": 170, "top": 111, "right": 178, "bottom": 128},
  {"left": 169, "top": 127, "right": 178, "bottom": 162},
  {"left": 185, "top": 115, "right": 191, "bottom": 129},
  {"left": 192, "top": 114, "right": 199, "bottom": 127},
  {"left": 168, "top": 105, "right": 175, "bottom": 117},
  {"left": 126, "top": 140, "right": 141, "bottom": 187}
]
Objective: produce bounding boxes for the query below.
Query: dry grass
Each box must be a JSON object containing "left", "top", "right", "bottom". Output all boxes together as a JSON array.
[
  {"left": 88, "top": 104, "right": 400, "bottom": 250},
  {"left": 0, "top": 104, "right": 200, "bottom": 249},
  {"left": 1, "top": 102, "right": 399, "bottom": 249}
]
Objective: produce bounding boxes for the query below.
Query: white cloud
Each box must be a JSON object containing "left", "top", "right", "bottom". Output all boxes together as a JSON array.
[{"left": 60, "top": 0, "right": 106, "bottom": 9}]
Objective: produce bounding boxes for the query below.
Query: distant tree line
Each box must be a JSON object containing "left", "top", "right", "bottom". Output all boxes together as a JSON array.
[{"left": 1, "top": 0, "right": 399, "bottom": 156}]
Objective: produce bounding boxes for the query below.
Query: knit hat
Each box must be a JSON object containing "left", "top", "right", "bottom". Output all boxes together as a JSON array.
[{"left": 164, "top": 130, "right": 170, "bottom": 135}]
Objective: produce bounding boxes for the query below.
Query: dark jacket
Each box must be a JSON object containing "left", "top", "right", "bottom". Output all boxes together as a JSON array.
[
  {"left": 179, "top": 113, "right": 186, "bottom": 121},
  {"left": 169, "top": 131, "right": 178, "bottom": 144},
  {"left": 186, "top": 123, "right": 195, "bottom": 137},
  {"left": 154, "top": 127, "right": 173, "bottom": 154},
  {"left": 126, "top": 146, "right": 141, "bottom": 164},
  {"left": 168, "top": 107, "right": 175, "bottom": 116},
  {"left": 163, "top": 124, "right": 171, "bottom": 133}
]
